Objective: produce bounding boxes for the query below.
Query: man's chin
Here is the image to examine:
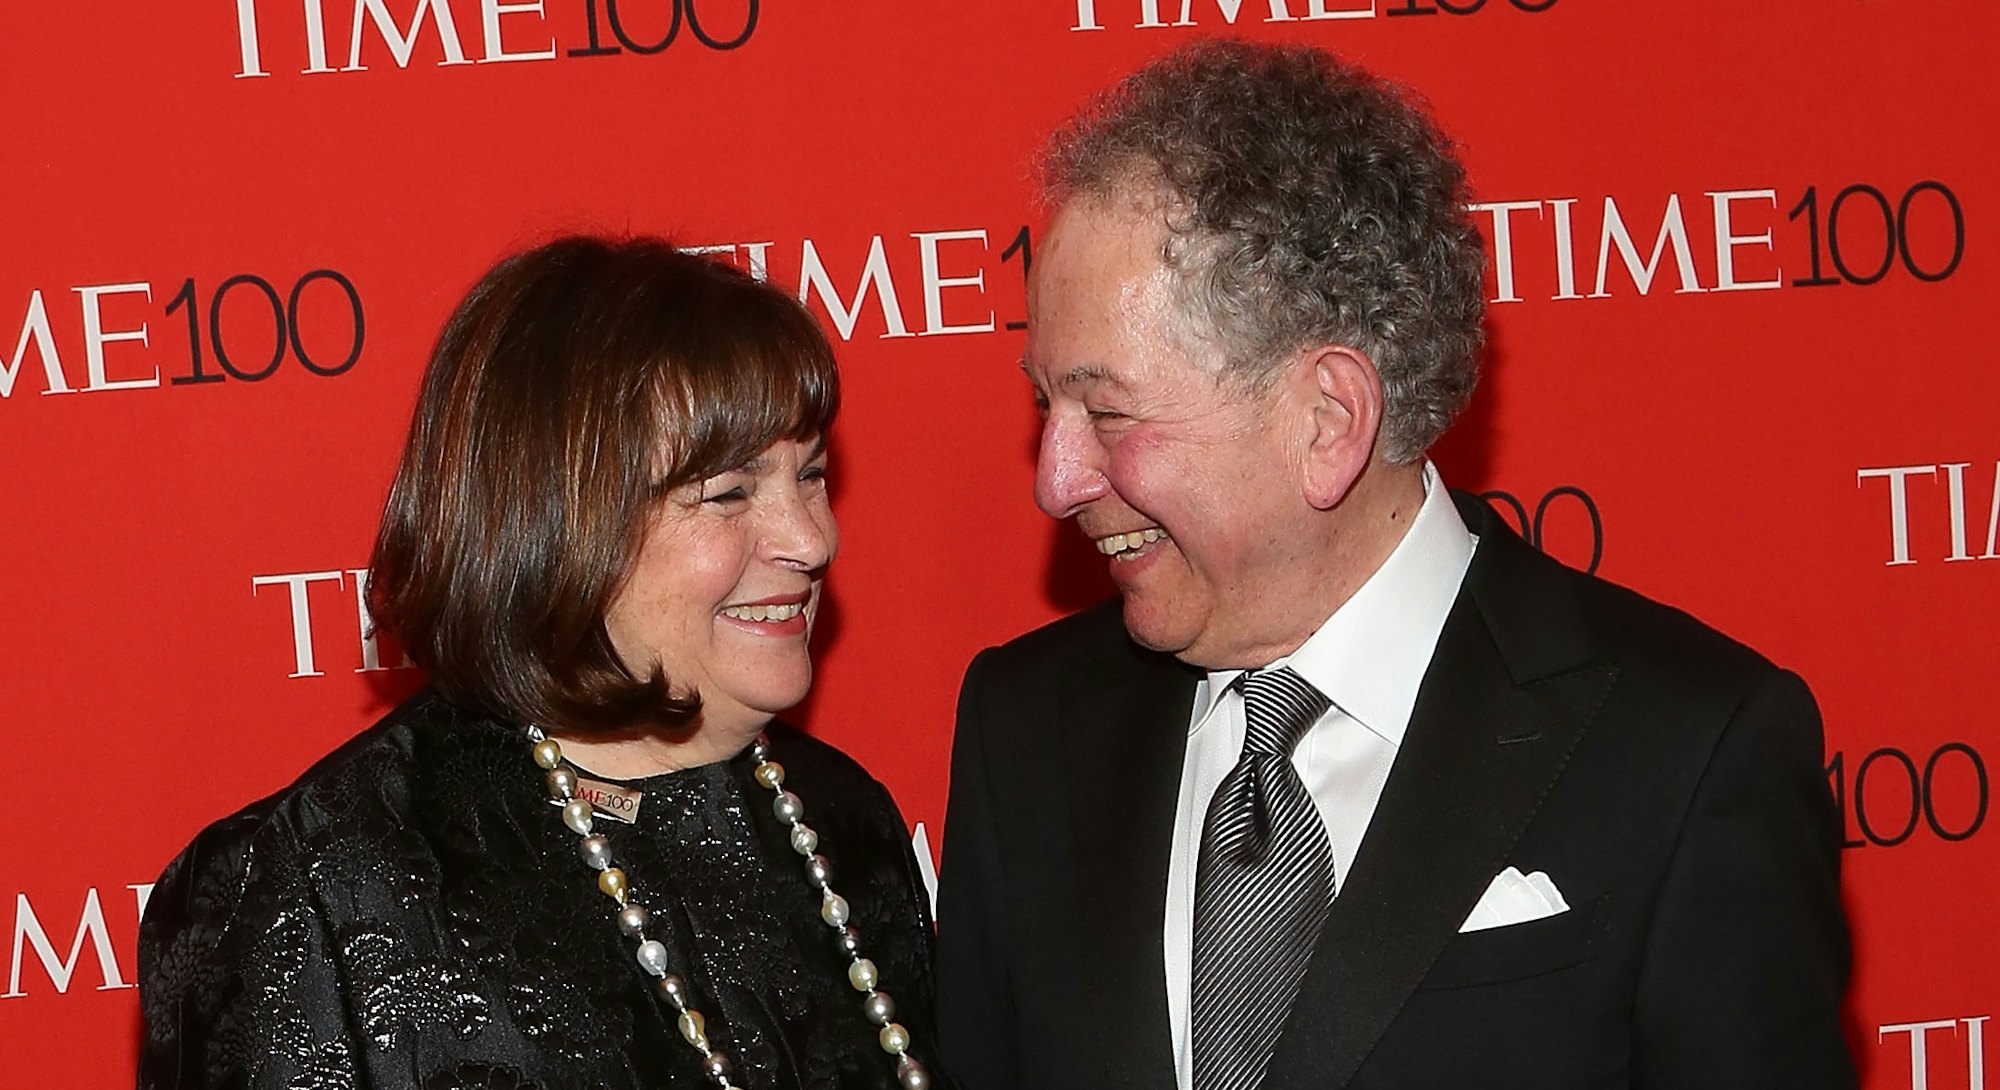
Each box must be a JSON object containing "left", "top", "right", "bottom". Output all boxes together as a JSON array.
[{"left": 1119, "top": 596, "right": 1200, "bottom": 658}]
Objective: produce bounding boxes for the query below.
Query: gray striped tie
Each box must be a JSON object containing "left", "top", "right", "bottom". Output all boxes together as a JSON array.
[{"left": 1191, "top": 666, "right": 1336, "bottom": 1090}]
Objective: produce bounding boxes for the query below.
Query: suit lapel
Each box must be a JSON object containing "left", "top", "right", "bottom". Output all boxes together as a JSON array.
[
  {"left": 1063, "top": 634, "right": 1199, "bottom": 1089},
  {"left": 1263, "top": 497, "right": 1619, "bottom": 1089}
]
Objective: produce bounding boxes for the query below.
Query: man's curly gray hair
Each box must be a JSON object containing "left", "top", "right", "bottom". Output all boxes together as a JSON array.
[{"left": 1042, "top": 40, "right": 1487, "bottom": 465}]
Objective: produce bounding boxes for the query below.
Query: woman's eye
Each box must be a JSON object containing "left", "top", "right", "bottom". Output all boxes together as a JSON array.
[
  {"left": 800, "top": 464, "right": 829, "bottom": 484},
  {"left": 703, "top": 485, "right": 749, "bottom": 504}
]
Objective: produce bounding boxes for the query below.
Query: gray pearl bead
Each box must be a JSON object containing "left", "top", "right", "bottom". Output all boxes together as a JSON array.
[
  {"left": 658, "top": 973, "right": 688, "bottom": 1008},
  {"left": 562, "top": 799, "right": 594, "bottom": 836},
  {"left": 896, "top": 1055, "right": 931, "bottom": 1090},
  {"left": 616, "top": 903, "right": 649, "bottom": 938},
  {"left": 579, "top": 834, "right": 612, "bottom": 871},
  {"left": 772, "top": 790, "right": 804, "bottom": 824},
  {"left": 703, "top": 1051, "right": 733, "bottom": 1080},
  {"left": 863, "top": 991, "right": 896, "bottom": 1025},
  {"left": 789, "top": 824, "right": 819, "bottom": 855},
  {"left": 820, "top": 889, "right": 850, "bottom": 928},
  {"left": 547, "top": 767, "right": 577, "bottom": 799},
  {"left": 805, "top": 854, "right": 832, "bottom": 887},
  {"left": 635, "top": 939, "right": 669, "bottom": 977}
]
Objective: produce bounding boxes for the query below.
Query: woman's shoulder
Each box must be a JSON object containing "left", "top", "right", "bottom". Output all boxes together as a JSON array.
[
  {"left": 149, "top": 690, "right": 483, "bottom": 895},
  {"left": 761, "top": 721, "right": 901, "bottom": 807}
]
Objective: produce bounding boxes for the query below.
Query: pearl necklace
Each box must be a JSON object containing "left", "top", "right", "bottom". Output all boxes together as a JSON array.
[{"left": 526, "top": 726, "right": 933, "bottom": 1090}]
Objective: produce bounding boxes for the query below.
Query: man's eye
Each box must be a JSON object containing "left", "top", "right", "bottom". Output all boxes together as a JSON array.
[
  {"left": 704, "top": 486, "right": 749, "bottom": 504},
  {"left": 800, "top": 464, "right": 829, "bottom": 484},
  {"left": 1086, "top": 408, "right": 1125, "bottom": 422}
]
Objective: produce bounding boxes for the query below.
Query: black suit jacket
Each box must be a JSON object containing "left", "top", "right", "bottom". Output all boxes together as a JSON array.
[{"left": 934, "top": 494, "right": 1855, "bottom": 1089}]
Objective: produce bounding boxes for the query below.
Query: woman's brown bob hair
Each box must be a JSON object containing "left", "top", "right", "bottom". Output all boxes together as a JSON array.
[{"left": 368, "top": 235, "right": 838, "bottom": 732}]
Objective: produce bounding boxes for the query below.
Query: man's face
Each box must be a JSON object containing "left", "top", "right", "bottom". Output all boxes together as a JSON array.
[{"left": 1025, "top": 196, "right": 1315, "bottom": 669}]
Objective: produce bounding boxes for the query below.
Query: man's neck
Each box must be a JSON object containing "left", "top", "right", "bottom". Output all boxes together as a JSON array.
[{"left": 1199, "top": 461, "right": 1430, "bottom": 669}]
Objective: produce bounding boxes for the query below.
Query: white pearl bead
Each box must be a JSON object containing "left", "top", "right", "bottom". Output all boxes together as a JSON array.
[
  {"left": 879, "top": 1021, "right": 911, "bottom": 1054},
  {"left": 847, "top": 958, "right": 879, "bottom": 992},
  {"left": 636, "top": 940, "right": 669, "bottom": 977},
  {"left": 790, "top": 824, "right": 819, "bottom": 855},
  {"left": 772, "top": 791, "right": 804, "bottom": 824},
  {"left": 532, "top": 739, "right": 563, "bottom": 770},
  {"left": 562, "top": 799, "right": 594, "bottom": 836}
]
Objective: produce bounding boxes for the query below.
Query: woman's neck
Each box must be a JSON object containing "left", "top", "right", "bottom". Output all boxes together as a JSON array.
[{"left": 548, "top": 718, "right": 765, "bottom": 780}]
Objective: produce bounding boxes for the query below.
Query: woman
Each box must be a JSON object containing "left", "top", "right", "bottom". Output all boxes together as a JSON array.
[{"left": 138, "top": 236, "right": 942, "bottom": 1090}]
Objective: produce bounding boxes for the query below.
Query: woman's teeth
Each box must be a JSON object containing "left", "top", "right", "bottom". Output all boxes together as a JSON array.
[
  {"left": 721, "top": 602, "right": 805, "bottom": 622},
  {"left": 1095, "top": 528, "right": 1168, "bottom": 558}
]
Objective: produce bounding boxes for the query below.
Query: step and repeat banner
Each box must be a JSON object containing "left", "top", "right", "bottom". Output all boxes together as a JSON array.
[{"left": 3, "top": 2, "right": 1994, "bottom": 1086}]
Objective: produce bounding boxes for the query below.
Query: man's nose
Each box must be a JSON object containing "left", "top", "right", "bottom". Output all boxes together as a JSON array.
[{"left": 1033, "top": 415, "right": 1108, "bottom": 519}]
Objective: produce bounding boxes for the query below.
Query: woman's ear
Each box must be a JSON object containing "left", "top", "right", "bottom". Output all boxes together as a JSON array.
[{"left": 1297, "top": 344, "right": 1383, "bottom": 510}]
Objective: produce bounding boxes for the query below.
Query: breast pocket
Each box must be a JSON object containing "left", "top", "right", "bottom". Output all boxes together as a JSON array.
[{"left": 1415, "top": 893, "right": 1610, "bottom": 990}]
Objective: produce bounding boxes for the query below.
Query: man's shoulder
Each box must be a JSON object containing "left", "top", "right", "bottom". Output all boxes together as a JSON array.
[
  {"left": 1508, "top": 539, "right": 1796, "bottom": 709},
  {"left": 1461, "top": 497, "right": 1792, "bottom": 697},
  {"left": 972, "top": 598, "right": 1148, "bottom": 683},
  {"left": 1583, "top": 567, "right": 1781, "bottom": 679}
]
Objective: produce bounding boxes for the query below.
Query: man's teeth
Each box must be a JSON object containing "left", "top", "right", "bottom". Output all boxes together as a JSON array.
[
  {"left": 1095, "top": 528, "right": 1169, "bottom": 557},
  {"left": 721, "top": 602, "right": 806, "bottom": 622}
]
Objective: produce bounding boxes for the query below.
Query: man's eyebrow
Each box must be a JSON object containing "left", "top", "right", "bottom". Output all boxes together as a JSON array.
[
  {"left": 1056, "top": 364, "right": 1125, "bottom": 391},
  {"left": 1020, "top": 359, "right": 1125, "bottom": 388}
]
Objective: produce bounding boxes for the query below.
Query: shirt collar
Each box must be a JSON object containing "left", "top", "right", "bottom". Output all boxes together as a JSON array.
[{"left": 1191, "top": 463, "right": 1476, "bottom": 745}]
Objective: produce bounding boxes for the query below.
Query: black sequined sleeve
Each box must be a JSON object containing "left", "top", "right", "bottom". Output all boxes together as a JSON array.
[{"left": 137, "top": 806, "right": 370, "bottom": 1090}]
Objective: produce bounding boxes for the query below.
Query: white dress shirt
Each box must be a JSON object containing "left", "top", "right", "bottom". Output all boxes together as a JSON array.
[{"left": 1164, "top": 463, "right": 1477, "bottom": 1089}]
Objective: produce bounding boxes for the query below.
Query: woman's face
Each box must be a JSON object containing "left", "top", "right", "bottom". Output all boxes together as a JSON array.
[{"left": 605, "top": 435, "right": 836, "bottom": 738}]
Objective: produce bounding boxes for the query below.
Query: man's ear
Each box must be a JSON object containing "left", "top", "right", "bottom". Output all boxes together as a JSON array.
[{"left": 1296, "top": 344, "right": 1382, "bottom": 511}]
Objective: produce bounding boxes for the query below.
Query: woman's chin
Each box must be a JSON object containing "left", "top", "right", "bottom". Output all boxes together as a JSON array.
[{"left": 719, "top": 674, "right": 814, "bottom": 729}]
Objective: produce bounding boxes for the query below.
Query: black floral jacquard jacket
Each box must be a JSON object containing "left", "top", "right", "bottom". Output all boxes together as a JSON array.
[{"left": 138, "top": 690, "right": 945, "bottom": 1090}]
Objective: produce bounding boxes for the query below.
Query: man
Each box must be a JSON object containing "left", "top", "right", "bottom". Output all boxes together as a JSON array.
[{"left": 934, "top": 40, "right": 1853, "bottom": 1090}]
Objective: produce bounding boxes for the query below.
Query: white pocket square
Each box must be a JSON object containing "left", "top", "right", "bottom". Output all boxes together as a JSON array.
[{"left": 1458, "top": 866, "right": 1570, "bottom": 933}]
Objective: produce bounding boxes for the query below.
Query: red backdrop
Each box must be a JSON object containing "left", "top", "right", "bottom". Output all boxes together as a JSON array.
[{"left": 3, "top": 3, "right": 1995, "bottom": 1086}]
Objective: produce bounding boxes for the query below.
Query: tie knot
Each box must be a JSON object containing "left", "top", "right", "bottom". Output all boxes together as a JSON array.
[{"left": 1239, "top": 667, "right": 1329, "bottom": 758}]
